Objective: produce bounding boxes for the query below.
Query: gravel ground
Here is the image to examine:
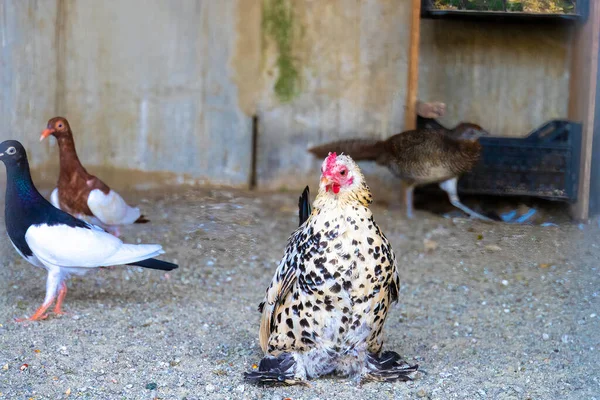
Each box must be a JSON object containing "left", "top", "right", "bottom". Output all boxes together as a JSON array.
[{"left": 0, "top": 186, "right": 598, "bottom": 400}]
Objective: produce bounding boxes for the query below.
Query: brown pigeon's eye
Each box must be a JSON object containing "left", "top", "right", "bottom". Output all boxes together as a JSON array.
[{"left": 57, "top": 123, "right": 63, "bottom": 129}]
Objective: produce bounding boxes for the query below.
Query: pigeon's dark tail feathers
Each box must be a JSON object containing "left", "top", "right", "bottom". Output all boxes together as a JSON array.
[
  {"left": 298, "top": 186, "right": 311, "bottom": 226},
  {"left": 129, "top": 258, "right": 178, "bottom": 271},
  {"left": 244, "top": 353, "right": 306, "bottom": 386},
  {"left": 308, "top": 138, "right": 384, "bottom": 161},
  {"left": 135, "top": 215, "right": 150, "bottom": 223},
  {"left": 362, "top": 351, "right": 419, "bottom": 383}
]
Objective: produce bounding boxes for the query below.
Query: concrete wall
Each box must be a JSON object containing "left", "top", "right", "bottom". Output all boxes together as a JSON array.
[{"left": 0, "top": 0, "right": 574, "bottom": 193}]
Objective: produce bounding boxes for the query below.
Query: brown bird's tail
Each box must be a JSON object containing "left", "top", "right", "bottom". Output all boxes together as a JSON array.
[
  {"left": 135, "top": 215, "right": 150, "bottom": 223},
  {"left": 308, "top": 139, "right": 384, "bottom": 161}
]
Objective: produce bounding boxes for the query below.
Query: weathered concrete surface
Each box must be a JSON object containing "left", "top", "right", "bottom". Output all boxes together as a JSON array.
[
  {"left": 0, "top": 0, "right": 58, "bottom": 162},
  {"left": 60, "top": 0, "right": 253, "bottom": 185},
  {"left": 255, "top": 0, "right": 412, "bottom": 189},
  {"left": 0, "top": 187, "right": 597, "bottom": 399}
]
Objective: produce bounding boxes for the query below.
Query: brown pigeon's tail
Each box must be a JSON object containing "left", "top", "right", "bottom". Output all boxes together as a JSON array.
[
  {"left": 135, "top": 215, "right": 150, "bottom": 223},
  {"left": 308, "top": 139, "right": 384, "bottom": 161}
]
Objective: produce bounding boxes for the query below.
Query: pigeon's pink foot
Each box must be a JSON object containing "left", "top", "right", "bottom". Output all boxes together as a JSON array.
[
  {"left": 52, "top": 283, "right": 68, "bottom": 315},
  {"left": 15, "top": 303, "right": 52, "bottom": 322}
]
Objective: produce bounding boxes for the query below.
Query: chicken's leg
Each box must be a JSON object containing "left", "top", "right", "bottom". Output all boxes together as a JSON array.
[
  {"left": 439, "top": 178, "right": 492, "bottom": 221},
  {"left": 404, "top": 183, "right": 416, "bottom": 219}
]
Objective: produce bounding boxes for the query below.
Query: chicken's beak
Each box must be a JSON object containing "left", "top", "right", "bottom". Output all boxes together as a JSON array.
[
  {"left": 40, "top": 128, "right": 55, "bottom": 141},
  {"left": 320, "top": 176, "right": 332, "bottom": 186}
]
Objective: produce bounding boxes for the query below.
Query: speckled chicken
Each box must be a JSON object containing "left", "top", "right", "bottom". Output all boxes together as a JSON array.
[
  {"left": 245, "top": 153, "right": 417, "bottom": 385},
  {"left": 309, "top": 123, "right": 491, "bottom": 220}
]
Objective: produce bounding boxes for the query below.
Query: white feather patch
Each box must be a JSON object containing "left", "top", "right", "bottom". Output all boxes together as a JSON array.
[
  {"left": 50, "top": 188, "right": 61, "bottom": 209},
  {"left": 87, "top": 189, "right": 142, "bottom": 225}
]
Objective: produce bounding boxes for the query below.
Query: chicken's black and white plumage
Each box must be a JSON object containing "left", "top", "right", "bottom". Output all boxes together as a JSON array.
[
  {"left": 245, "top": 153, "right": 417, "bottom": 385},
  {"left": 0, "top": 140, "right": 177, "bottom": 321}
]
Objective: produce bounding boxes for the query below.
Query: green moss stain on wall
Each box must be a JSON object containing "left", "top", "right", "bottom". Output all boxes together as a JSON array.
[{"left": 262, "top": 0, "right": 301, "bottom": 103}]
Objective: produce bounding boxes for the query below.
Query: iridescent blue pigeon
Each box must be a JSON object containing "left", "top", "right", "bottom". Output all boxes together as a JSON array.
[{"left": 0, "top": 140, "right": 178, "bottom": 321}]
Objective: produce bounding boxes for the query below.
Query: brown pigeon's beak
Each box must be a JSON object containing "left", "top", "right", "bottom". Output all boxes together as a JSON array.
[{"left": 40, "top": 128, "right": 55, "bottom": 141}]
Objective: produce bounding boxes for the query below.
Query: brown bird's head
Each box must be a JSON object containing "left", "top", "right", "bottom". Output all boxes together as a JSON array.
[
  {"left": 40, "top": 117, "right": 72, "bottom": 141},
  {"left": 319, "top": 152, "right": 363, "bottom": 195},
  {"left": 452, "top": 123, "right": 490, "bottom": 142}
]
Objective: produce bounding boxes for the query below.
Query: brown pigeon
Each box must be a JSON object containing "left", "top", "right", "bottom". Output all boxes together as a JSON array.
[{"left": 41, "top": 117, "right": 149, "bottom": 237}]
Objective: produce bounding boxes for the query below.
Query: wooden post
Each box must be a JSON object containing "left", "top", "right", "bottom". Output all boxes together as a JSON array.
[
  {"left": 405, "top": 0, "right": 422, "bottom": 131},
  {"left": 568, "top": 2, "right": 600, "bottom": 221}
]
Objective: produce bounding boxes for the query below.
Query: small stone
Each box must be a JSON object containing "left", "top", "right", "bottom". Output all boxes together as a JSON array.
[
  {"left": 235, "top": 384, "right": 245, "bottom": 393},
  {"left": 423, "top": 239, "right": 438, "bottom": 252},
  {"left": 561, "top": 335, "right": 570, "bottom": 344},
  {"left": 205, "top": 384, "right": 216, "bottom": 393},
  {"left": 145, "top": 382, "right": 157, "bottom": 390},
  {"left": 485, "top": 245, "right": 502, "bottom": 251},
  {"left": 126, "top": 384, "right": 133, "bottom": 389},
  {"left": 542, "top": 333, "right": 550, "bottom": 340},
  {"left": 504, "top": 309, "right": 510, "bottom": 313},
  {"left": 590, "top": 313, "right": 597, "bottom": 318},
  {"left": 417, "top": 389, "right": 427, "bottom": 398},
  {"left": 501, "top": 280, "right": 509, "bottom": 286}
]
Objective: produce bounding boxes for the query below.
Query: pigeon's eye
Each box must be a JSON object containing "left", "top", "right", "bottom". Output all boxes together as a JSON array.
[
  {"left": 5, "top": 147, "right": 16, "bottom": 155},
  {"left": 57, "top": 123, "right": 63, "bottom": 129}
]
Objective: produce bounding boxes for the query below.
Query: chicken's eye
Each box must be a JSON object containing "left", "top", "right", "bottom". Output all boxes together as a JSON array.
[{"left": 340, "top": 170, "right": 346, "bottom": 176}]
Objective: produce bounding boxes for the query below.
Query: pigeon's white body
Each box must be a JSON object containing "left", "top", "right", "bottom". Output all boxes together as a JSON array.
[
  {"left": 25, "top": 223, "right": 163, "bottom": 268},
  {"left": 50, "top": 187, "right": 142, "bottom": 227}
]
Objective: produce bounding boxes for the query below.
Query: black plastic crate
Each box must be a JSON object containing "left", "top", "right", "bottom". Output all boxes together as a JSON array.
[
  {"left": 458, "top": 119, "right": 582, "bottom": 202},
  {"left": 421, "top": 0, "right": 588, "bottom": 22}
]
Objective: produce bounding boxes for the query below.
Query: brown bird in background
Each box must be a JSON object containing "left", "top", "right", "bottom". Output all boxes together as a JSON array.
[
  {"left": 41, "top": 117, "right": 149, "bottom": 237},
  {"left": 309, "top": 123, "right": 492, "bottom": 221}
]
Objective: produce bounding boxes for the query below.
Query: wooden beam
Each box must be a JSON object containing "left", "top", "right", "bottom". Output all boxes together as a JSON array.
[
  {"left": 405, "top": 0, "right": 422, "bottom": 131},
  {"left": 568, "top": 2, "right": 600, "bottom": 221}
]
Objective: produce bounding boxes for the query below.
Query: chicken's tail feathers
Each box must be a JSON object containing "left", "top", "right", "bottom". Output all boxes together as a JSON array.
[
  {"left": 128, "top": 258, "right": 179, "bottom": 271},
  {"left": 298, "top": 186, "right": 311, "bottom": 227},
  {"left": 308, "top": 139, "right": 383, "bottom": 161},
  {"left": 362, "top": 351, "right": 419, "bottom": 383},
  {"left": 244, "top": 353, "right": 306, "bottom": 386}
]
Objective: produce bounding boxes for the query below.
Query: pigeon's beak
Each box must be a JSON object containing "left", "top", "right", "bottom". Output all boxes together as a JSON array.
[{"left": 40, "top": 128, "right": 55, "bottom": 141}]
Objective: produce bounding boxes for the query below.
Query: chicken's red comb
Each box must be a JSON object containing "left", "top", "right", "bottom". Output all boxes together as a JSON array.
[{"left": 324, "top": 152, "right": 337, "bottom": 174}]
